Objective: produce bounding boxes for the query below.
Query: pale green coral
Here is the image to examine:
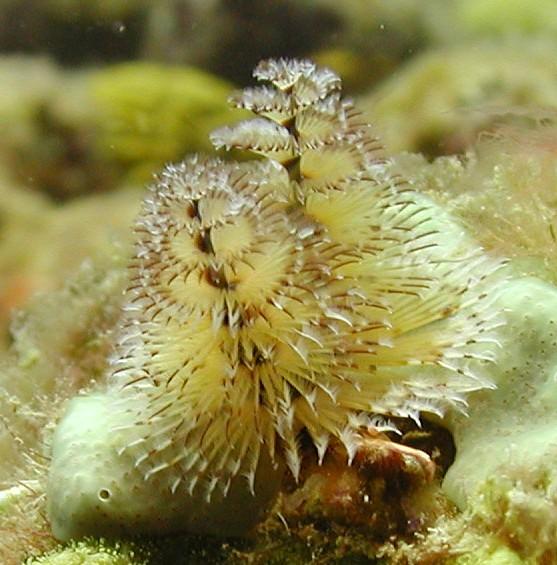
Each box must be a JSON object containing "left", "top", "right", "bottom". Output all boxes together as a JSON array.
[
  {"left": 47, "top": 394, "right": 283, "bottom": 540},
  {"left": 441, "top": 277, "right": 557, "bottom": 558},
  {"left": 393, "top": 147, "right": 557, "bottom": 559}
]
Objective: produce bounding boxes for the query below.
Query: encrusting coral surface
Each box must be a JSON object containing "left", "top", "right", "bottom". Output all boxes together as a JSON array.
[{"left": 46, "top": 58, "right": 503, "bottom": 542}]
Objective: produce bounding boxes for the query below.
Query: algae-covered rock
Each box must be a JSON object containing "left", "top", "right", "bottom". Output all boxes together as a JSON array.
[
  {"left": 0, "top": 173, "right": 140, "bottom": 351},
  {"left": 362, "top": 40, "right": 557, "bottom": 154},
  {"left": 89, "top": 62, "right": 239, "bottom": 183},
  {"left": 0, "top": 56, "right": 238, "bottom": 198},
  {"left": 393, "top": 126, "right": 557, "bottom": 285},
  {"left": 25, "top": 539, "right": 149, "bottom": 565},
  {"left": 452, "top": 545, "right": 524, "bottom": 565},
  {"left": 455, "top": 0, "right": 557, "bottom": 37},
  {"left": 0, "top": 259, "right": 128, "bottom": 563}
]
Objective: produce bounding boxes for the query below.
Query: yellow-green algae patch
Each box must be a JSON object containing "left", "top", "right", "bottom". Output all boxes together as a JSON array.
[
  {"left": 452, "top": 546, "right": 524, "bottom": 565},
  {"left": 456, "top": 0, "right": 557, "bottom": 37},
  {"left": 25, "top": 539, "right": 149, "bottom": 565},
  {"left": 90, "top": 62, "right": 241, "bottom": 183},
  {"left": 393, "top": 126, "right": 557, "bottom": 285},
  {"left": 441, "top": 277, "right": 557, "bottom": 562},
  {"left": 362, "top": 39, "right": 557, "bottom": 155},
  {"left": 0, "top": 56, "right": 239, "bottom": 199}
]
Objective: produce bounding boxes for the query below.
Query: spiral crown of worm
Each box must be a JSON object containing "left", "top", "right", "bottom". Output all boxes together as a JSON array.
[{"left": 109, "top": 58, "right": 501, "bottom": 501}]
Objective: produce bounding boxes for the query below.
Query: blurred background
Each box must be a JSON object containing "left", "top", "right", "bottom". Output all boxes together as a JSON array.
[{"left": 2, "top": 0, "right": 557, "bottom": 349}]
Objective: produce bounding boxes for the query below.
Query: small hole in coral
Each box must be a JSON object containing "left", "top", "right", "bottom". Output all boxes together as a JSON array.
[{"left": 98, "top": 488, "right": 111, "bottom": 501}]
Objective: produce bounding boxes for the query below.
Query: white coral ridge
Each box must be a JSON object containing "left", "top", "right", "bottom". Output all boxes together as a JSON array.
[{"left": 47, "top": 58, "right": 503, "bottom": 541}]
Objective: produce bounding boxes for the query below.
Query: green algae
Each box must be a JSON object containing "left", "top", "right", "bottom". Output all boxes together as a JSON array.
[
  {"left": 455, "top": 0, "right": 557, "bottom": 37},
  {"left": 362, "top": 39, "right": 557, "bottom": 155},
  {"left": 90, "top": 62, "right": 240, "bottom": 183},
  {"left": 25, "top": 539, "right": 150, "bottom": 565},
  {"left": 452, "top": 546, "right": 524, "bottom": 565},
  {"left": 393, "top": 128, "right": 557, "bottom": 285},
  {"left": 0, "top": 56, "right": 239, "bottom": 199}
]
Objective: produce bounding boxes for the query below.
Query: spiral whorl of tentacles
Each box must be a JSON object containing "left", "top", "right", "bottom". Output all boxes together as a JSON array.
[{"left": 109, "top": 58, "right": 501, "bottom": 501}]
